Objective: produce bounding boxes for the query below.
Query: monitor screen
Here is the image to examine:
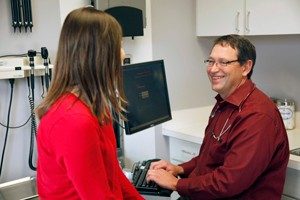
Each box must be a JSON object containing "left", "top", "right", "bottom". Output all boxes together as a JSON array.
[{"left": 122, "top": 60, "right": 172, "bottom": 135}]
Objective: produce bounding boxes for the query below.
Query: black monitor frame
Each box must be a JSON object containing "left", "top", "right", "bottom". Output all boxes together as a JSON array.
[{"left": 122, "top": 59, "right": 172, "bottom": 135}]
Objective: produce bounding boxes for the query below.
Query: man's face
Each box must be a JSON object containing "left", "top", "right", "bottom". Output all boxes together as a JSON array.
[{"left": 207, "top": 44, "right": 247, "bottom": 98}]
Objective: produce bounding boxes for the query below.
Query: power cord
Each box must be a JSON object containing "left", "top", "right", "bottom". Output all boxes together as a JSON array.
[
  {"left": 27, "top": 77, "right": 37, "bottom": 171},
  {"left": 0, "top": 53, "right": 27, "bottom": 58},
  {"left": 0, "top": 79, "right": 15, "bottom": 177},
  {"left": 27, "top": 50, "right": 37, "bottom": 171},
  {"left": 0, "top": 115, "right": 31, "bottom": 129},
  {"left": 40, "top": 76, "right": 45, "bottom": 98}
]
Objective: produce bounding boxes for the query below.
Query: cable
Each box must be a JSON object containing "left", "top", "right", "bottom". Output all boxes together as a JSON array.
[
  {"left": 0, "top": 115, "right": 31, "bottom": 129},
  {"left": 40, "top": 76, "right": 45, "bottom": 98},
  {"left": 28, "top": 94, "right": 37, "bottom": 171},
  {"left": 0, "top": 52, "right": 38, "bottom": 129},
  {"left": 0, "top": 53, "right": 27, "bottom": 58},
  {"left": 27, "top": 50, "right": 37, "bottom": 171},
  {"left": 26, "top": 77, "right": 37, "bottom": 171},
  {"left": 0, "top": 79, "right": 15, "bottom": 177}
]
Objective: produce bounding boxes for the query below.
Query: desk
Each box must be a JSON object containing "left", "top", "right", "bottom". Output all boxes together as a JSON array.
[
  {"left": 143, "top": 195, "right": 170, "bottom": 200},
  {"left": 143, "top": 192, "right": 180, "bottom": 200}
]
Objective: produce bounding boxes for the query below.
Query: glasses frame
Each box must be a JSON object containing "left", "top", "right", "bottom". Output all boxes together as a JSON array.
[{"left": 204, "top": 59, "right": 240, "bottom": 68}]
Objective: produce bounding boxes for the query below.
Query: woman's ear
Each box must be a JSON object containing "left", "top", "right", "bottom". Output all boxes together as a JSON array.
[{"left": 242, "top": 60, "right": 253, "bottom": 77}]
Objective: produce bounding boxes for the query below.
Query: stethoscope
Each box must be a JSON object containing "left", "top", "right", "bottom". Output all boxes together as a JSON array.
[{"left": 209, "top": 85, "right": 256, "bottom": 143}]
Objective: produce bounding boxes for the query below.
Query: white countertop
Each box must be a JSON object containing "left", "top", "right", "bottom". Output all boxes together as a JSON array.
[
  {"left": 163, "top": 106, "right": 212, "bottom": 144},
  {"left": 162, "top": 106, "right": 300, "bottom": 170}
]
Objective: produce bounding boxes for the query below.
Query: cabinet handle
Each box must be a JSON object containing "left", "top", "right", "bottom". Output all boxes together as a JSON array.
[
  {"left": 245, "top": 11, "right": 250, "bottom": 33},
  {"left": 181, "top": 149, "right": 196, "bottom": 156},
  {"left": 171, "top": 158, "right": 185, "bottom": 163},
  {"left": 235, "top": 12, "right": 240, "bottom": 33}
]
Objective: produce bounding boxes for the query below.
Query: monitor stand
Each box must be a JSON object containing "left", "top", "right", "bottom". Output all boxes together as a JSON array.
[
  {"left": 114, "top": 116, "right": 125, "bottom": 169},
  {"left": 117, "top": 146, "right": 125, "bottom": 168}
]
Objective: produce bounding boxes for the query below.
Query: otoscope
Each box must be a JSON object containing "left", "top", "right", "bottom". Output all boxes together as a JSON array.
[
  {"left": 41, "top": 47, "right": 49, "bottom": 91},
  {"left": 28, "top": 50, "right": 36, "bottom": 99}
]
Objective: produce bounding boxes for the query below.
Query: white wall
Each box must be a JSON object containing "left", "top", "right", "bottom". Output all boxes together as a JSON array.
[
  {"left": 0, "top": 0, "right": 61, "bottom": 183},
  {"left": 151, "top": 0, "right": 215, "bottom": 110},
  {"left": 59, "top": 0, "right": 90, "bottom": 24},
  {"left": 249, "top": 35, "right": 300, "bottom": 109}
]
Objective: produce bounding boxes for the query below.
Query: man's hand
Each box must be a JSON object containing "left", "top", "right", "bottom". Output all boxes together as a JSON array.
[
  {"left": 150, "top": 160, "right": 184, "bottom": 176},
  {"left": 146, "top": 168, "right": 178, "bottom": 191}
]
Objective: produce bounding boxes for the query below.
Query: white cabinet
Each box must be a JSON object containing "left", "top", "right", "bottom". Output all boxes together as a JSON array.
[
  {"left": 196, "top": 0, "right": 300, "bottom": 36},
  {"left": 196, "top": 0, "right": 244, "bottom": 36},
  {"left": 169, "top": 137, "right": 200, "bottom": 165}
]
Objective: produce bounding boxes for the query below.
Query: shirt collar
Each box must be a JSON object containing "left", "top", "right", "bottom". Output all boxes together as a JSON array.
[{"left": 215, "top": 79, "right": 256, "bottom": 108}]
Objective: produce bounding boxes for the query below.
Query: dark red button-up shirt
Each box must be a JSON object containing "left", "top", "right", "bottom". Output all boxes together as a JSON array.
[{"left": 177, "top": 80, "right": 289, "bottom": 200}]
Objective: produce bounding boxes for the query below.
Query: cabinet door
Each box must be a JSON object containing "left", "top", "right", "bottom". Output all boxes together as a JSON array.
[
  {"left": 169, "top": 137, "right": 200, "bottom": 165},
  {"left": 246, "top": 0, "right": 300, "bottom": 35},
  {"left": 196, "top": 0, "right": 244, "bottom": 36}
]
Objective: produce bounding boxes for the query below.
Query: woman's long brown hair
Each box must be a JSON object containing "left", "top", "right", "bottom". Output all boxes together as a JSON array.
[{"left": 36, "top": 7, "right": 126, "bottom": 124}]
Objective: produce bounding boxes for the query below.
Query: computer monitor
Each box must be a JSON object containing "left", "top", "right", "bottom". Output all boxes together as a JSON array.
[{"left": 122, "top": 60, "right": 172, "bottom": 135}]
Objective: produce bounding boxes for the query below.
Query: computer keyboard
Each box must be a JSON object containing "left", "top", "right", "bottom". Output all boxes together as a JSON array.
[{"left": 132, "top": 159, "right": 173, "bottom": 197}]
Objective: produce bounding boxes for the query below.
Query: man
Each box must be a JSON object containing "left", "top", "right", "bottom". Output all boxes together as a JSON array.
[{"left": 146, "top": 34, "right": 289, "bottom": 199}]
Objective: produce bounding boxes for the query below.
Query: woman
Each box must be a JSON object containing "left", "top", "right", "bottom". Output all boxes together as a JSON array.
[{"left": 36, "top": 7, "right": 143, "bottom": 200}]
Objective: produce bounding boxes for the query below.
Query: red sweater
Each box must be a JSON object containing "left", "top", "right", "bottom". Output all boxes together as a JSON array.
[{"left": 37, "top": 93, "right": 144, "bottom": 200}]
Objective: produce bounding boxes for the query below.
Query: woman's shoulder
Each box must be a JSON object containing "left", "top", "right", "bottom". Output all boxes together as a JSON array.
[{"left": 41, "top": 93, "right": 97, "bottom": 128}]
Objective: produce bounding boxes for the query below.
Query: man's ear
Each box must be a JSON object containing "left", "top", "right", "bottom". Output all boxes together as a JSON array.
[{"left": 242, "top": 60, "right": 253, "bottom": 77}]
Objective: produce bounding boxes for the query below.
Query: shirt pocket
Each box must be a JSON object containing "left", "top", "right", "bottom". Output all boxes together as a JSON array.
[{"left": 207, "top": 135, "right": 229, "bottom": 167}]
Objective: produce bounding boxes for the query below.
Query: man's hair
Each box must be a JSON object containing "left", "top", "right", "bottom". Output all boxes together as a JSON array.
[
  {"left": 36, "top": 7, "right": 125, "bottom": 124},
  {"left": 213, "top": 34, "right": 256, "bottom": 79}
]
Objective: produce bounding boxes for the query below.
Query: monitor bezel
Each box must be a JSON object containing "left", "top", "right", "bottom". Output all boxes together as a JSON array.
[{"left": 122, "top": 59, "right": 172, "bottom": 135}]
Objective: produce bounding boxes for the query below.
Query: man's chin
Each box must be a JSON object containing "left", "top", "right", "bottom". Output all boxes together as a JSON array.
[{"left": 212, "top": 85, "right": 222, "bottom": 93}]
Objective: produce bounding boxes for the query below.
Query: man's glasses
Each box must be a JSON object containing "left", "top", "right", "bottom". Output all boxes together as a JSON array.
[{"left": 204, "top": 59, "right": 240, "bottom": 68}]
